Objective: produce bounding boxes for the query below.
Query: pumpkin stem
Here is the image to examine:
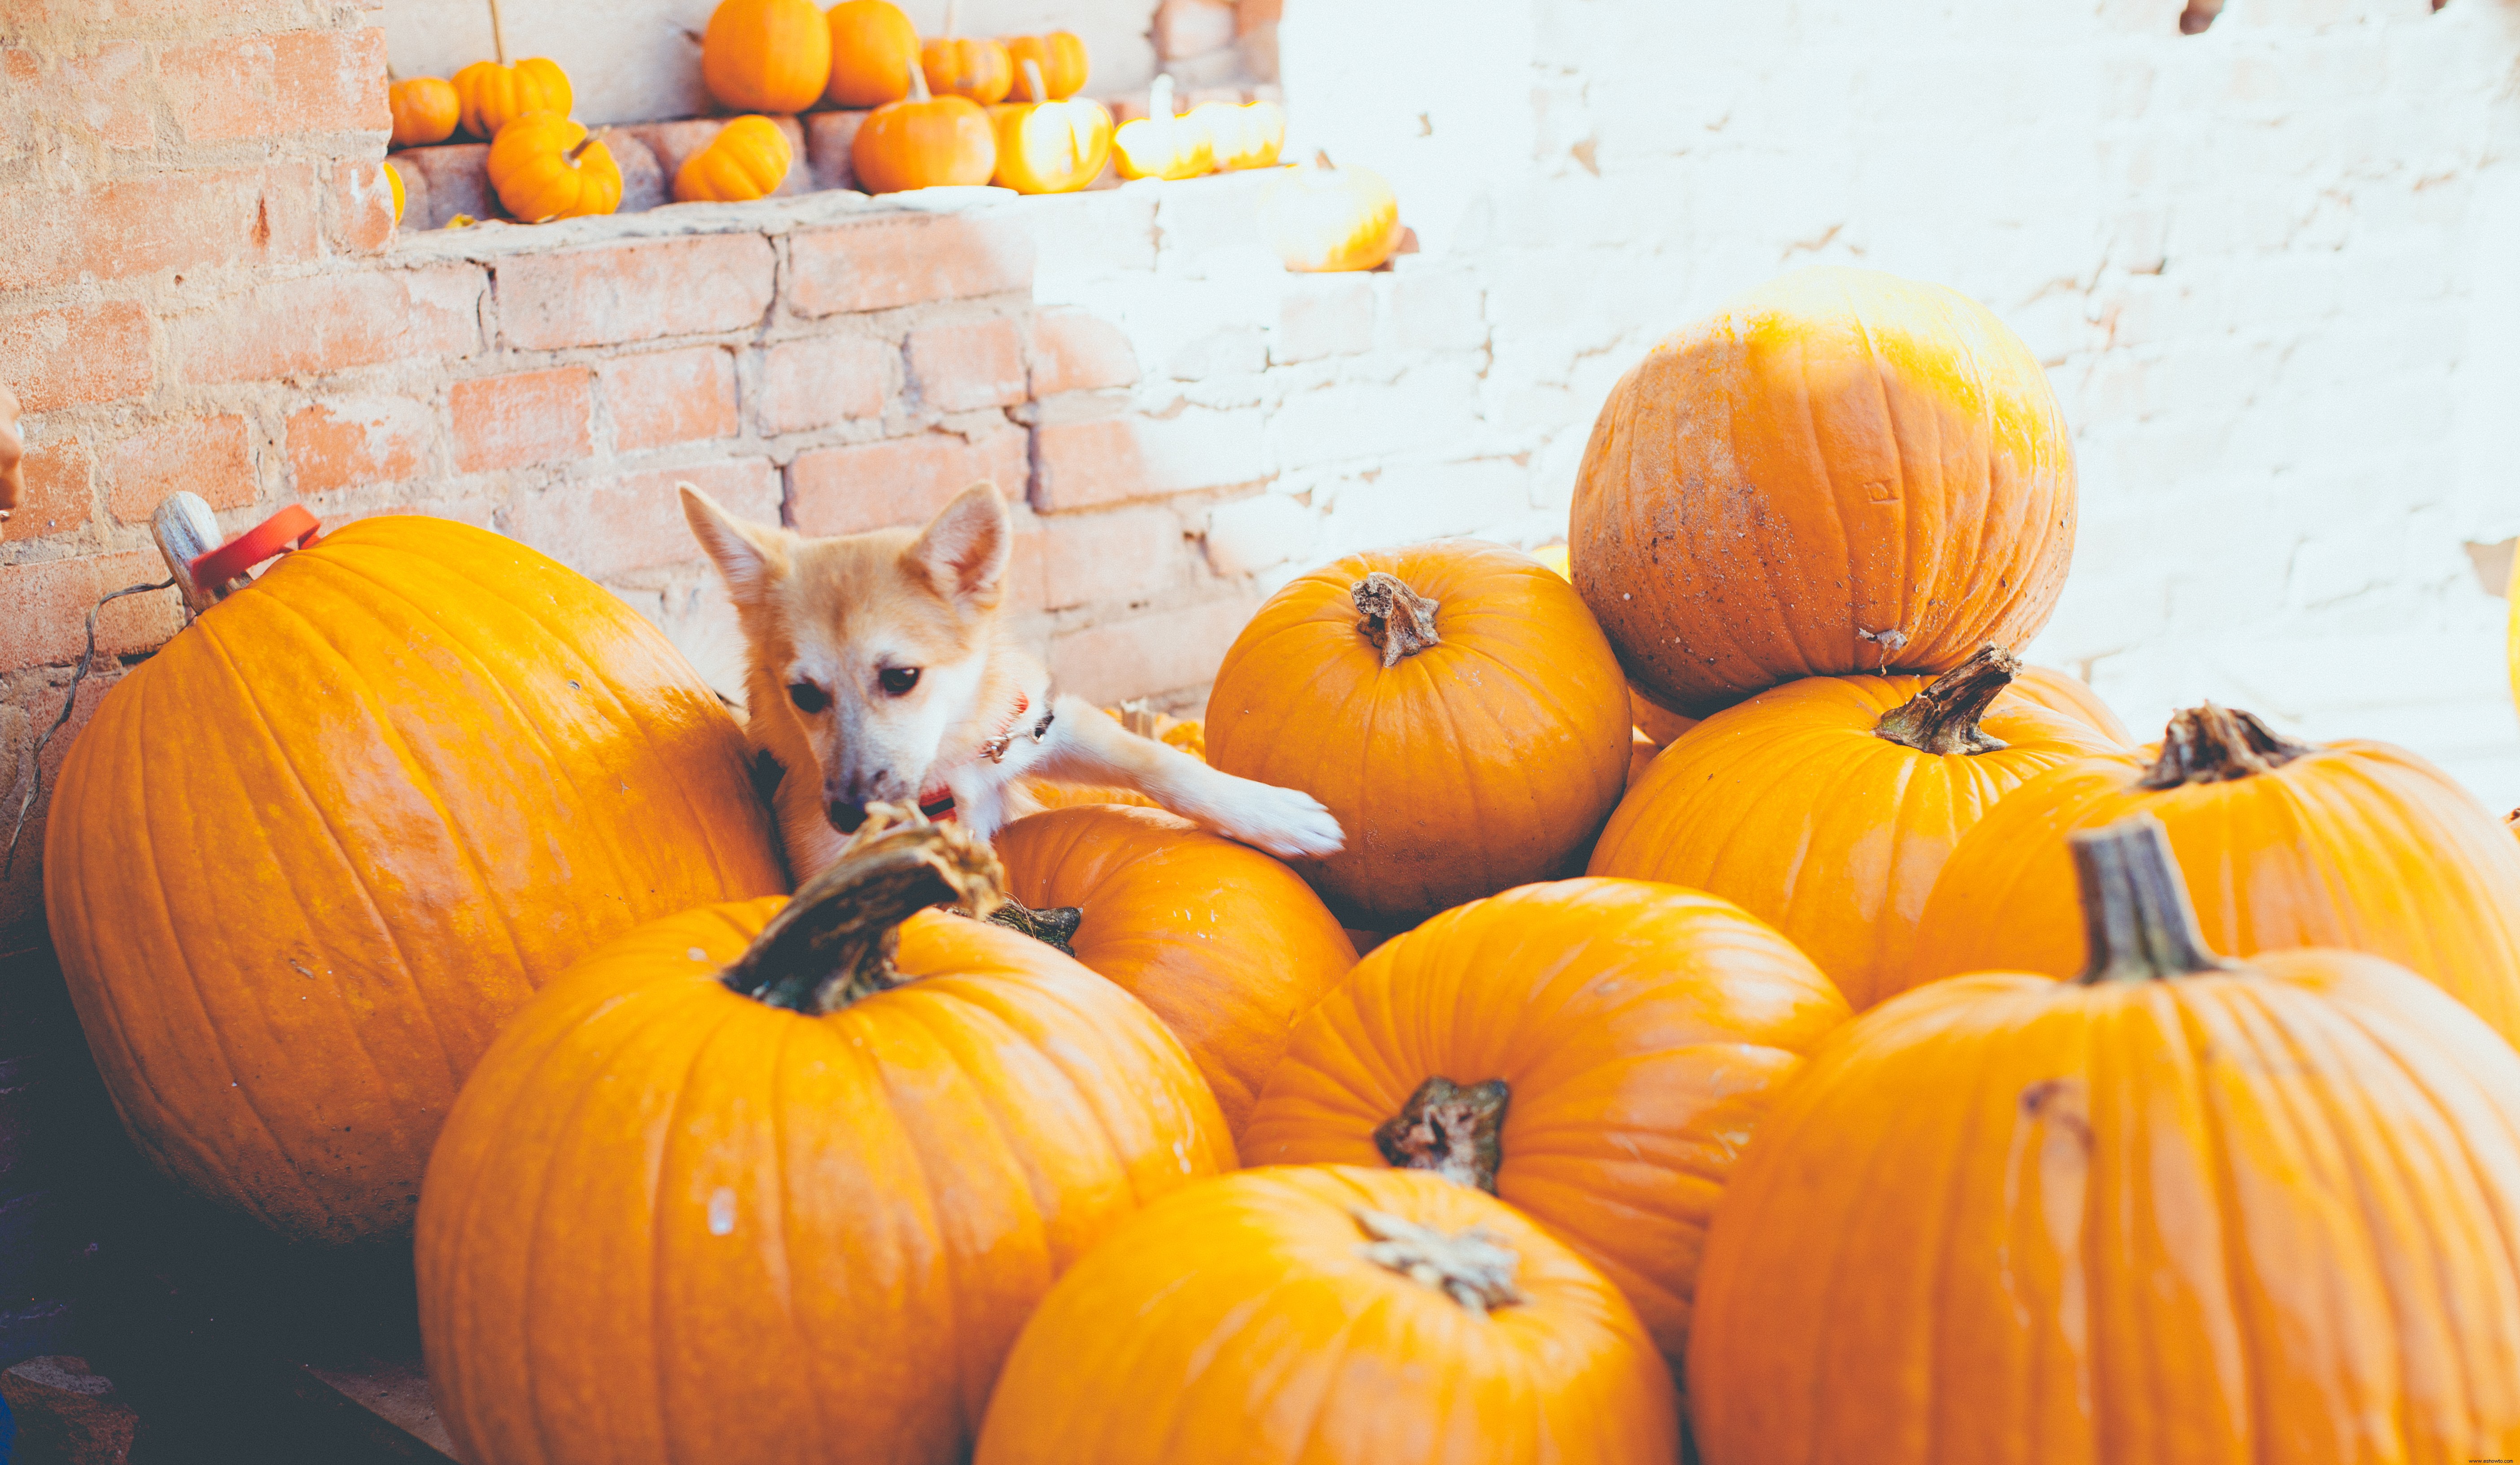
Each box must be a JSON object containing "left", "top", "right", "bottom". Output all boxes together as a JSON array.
[
  {"left": 908, "top": 56, "right": 932, "bottom": 104},
  {"left": 984, "top": 894, "right": 1081, "bottom": 955},
  {"left": 1352, "top": 571, "right": 1440, "bottom": 668},
  {"left": 485, "top": 0, "right": 508, "bottom": 64},
  {"left": 1373, "top": 1076, "right": 1509, "bottom": 1193},
  {"left": 1021, "top": 57, "right": 1047, "bottom": 105},
  {"left": 2137, "top": 703, "right": 2314, "bottom": 790},
  {"left": 1314, "top": 149, "right": 1334, "bottom": 170},
  {"left": 1872, "top": 642, "right": 2018, "bottom": 756},
  {"left": 565, "top": 128, "right": 600, "bottom": 164},
  {"left": 1351, "top": 1207, "right": 1526, "bottom": 1316},
  {"left": 2070, "top": 814, "right": 2239, "bottom": 984},
  {"left": 721, "top": 803, "right": 1006, "bottom": 1012}
]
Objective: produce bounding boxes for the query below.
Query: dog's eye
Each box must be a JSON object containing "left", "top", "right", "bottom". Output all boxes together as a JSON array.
[
  {"left": 878, "top": 667, "right": 921, "bottom": 697},
  {"left": 787, "top": 681, "right": 830, "bottom": 714}
]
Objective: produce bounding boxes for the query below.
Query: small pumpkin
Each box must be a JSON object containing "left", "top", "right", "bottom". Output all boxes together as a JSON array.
[
  {"left": 450, "top": 55, "right": 572, "bottom": 140},
  {"left": 1195, "top": 99, "right": 1286, "bottom": 171},
  {"left": 1590, "top": 645, "right": 2117, "bottom": 1011},
  {"left": 700, "top": 0, "right": 832, "bottom": 114},
  {"left": 2011, "top": 663, "right": 2132, "bottom": 743},
  {"left": 1001, "top": 30, "right": 1089, "bottom": 99},
  {"left": 44, "top": 514, "right": 785, "bottom": 1243},
  {"left": 419, "top": 812, "right": 1231, "bottom": 1465},
  {"left": 485, "top": 112, "right": 622, "bottom": 223},
  {"left": 922, "top": 35, "right": 1014, "bottom": 105},
  {"left": 388, "top": 76, "right": 460, "bottom": 147},
  {"left": 1112, "top": 75, "right": 1213, "bottom": 181},
  {"left": 1899, "top": 702, "right": 2520, "bottom": 1044},
  {"left": 1261, "top": 149, "right": 1404, "bottom": 272},
  {"left": 976, "top": 1166, "right": 1682, "bottom": 1465},
  {"left": 1205, "top": 540, "right": 1631, "bottom": 927},
  {"left": 1243, "top": 877, "right": 1849, "bottom": 1377},
  {"left": 384, "top": 159, "right": 405, "bottom": 223},
  {"left": 851, "top": 63, "right": 996, "bottom": 193},
  {"left": 996, "top": 804, "right": 1356, "bottom": 1137},
  {"left": 987, "top": 59, "right": 1112, "bottom": 196},
  {"left": 1689, "top": 815, "right": 2520, "bottom": 1461},
  {"left": 825, "top": 0, "right": 920, "bottom": 107},
  {"left": 1573, "top": 266, "right": 2076, "bottom": 717},
  {"left": 672, "top": 114, "right": 792, "bottom": 204}
]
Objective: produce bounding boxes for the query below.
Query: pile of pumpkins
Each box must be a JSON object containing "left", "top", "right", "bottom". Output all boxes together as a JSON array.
[{"left": 44, "top": 262, "right": 2520, "bottom": 1463}]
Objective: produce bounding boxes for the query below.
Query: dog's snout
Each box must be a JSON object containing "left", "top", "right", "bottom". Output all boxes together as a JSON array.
[{"left": 826, "top": 799, "right": 867, "bottom": 834}]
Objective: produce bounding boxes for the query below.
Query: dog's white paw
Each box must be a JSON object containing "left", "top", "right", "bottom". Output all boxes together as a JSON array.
[{"left": 1208, "top": 782, "right": 1345, "bottom": 860}]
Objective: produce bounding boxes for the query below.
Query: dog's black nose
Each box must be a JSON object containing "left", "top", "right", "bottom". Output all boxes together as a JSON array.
[{"left": 826, "top": 799, "right": 867, "bottom": 834}]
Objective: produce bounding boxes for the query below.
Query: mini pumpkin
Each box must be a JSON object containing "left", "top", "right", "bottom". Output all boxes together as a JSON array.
[
  {"left": 388, "top": 76, "right": 460, "bottom": 147},
  {"left": 1001, "top": 30, "right": 1089, "bottom": 98},
  {"left": 419, "top": 812, "right": 1230, "bottom": 1465},
  {"left": 485, "top": 111, "right": 622, "bottom": 223},
  {"left": 1261, "top": 149, "right": 1403, "bottom": 271},
  {"left": 384, "top": 159, "right": 406, "bottom": 223},
  {"left": 1196, "top": 99, "right": 1286, "bottom": 171},
  {"left": 976, "top": 1166, "right": 1681, "bottom": 1465},
  {"left": 1205, "top": 540, "right": 1632, "bottom": 927},
  {"left": 450, "top": 55, "right": 572, "bottom": 140},
  {"left": 672, "top": 114, "right": 792, "bottom": 203},
  {"left": 700, "top": 0, "right": 832, "bottom": 114},
  {"left": 923, "top": 35, "right": 1013, "bottom": 105},
  {"left": 1243, "top": 877, "right": 1849, "bottom": 1378},
  {"left": 987, "top": 59, "right": 1112, "bottom": 195},
  {"left": 851, "top": 63, "right": 996, "bottom": 193},
  {"left": 1112, "top": 74, "right": 1213, "bottom": 181},
  {"left": 1690, "top": 815, "right": 2520, "bottom": 1462},
  {"left": 825, "top": 0, "right": 920, "bottom": 107}
]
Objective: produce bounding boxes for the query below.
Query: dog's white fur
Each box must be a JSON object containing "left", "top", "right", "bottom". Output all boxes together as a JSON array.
[{"left": 680, "top": 479, "right": 1345, "bottom": 880}]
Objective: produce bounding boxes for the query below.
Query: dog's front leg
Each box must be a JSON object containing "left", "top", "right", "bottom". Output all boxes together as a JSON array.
[{"left": 1030, "top": 695, "right": 1345, "bottom": 860}]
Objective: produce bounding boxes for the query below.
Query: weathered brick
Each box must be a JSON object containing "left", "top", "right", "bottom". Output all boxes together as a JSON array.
[
  {"left": 451, "top": 367, "right": 592, "bottom": 473},
  {"left": 162, "top": 27, "right": 389, "bottom": 143},
  {"left": 1155, "top": 0, "right": 1235, "bottom": 59},
  {"left": 0, "top": 550, "right": 184, "bottom": 671},
  {"left": 46, "top": 40, "right": 151, "bottom": 151},
  {"left": 1048, "top": 594, "right": 1259, "bottom": 706},
  {"left": 286, "top": 397, "right": 430, "bottom": 496},
  {"left": 1203, "top": 491, "right": 1314, "bottom": 577},
  {"left": 173, "top": 266, "right": 483, "bottom": 383},
  {"left": 394, "top": 142, "right": 495, "bottom": 230},
  {"left": 1385, "top": 268, "right": 1488, "bottom": 353},
  {"left": 1029, "top": 310, "right": 1139, "bottom": 396},
  {"left": 906, "top": 316, "right": 1027, "bottom": 412},
  {"left": 757, "top": 336, "right": 893, "bottom": 434},
  {"left": 107, "top": 416, "right": 255, "bottom": 525},
  {"left": 1040, "top": 506, "right": 1184, "bottom": 611},
  {"left": 1273, "top": 275, "right": 1374, "bottom": 364},
  {"left": 787, "top": 212, "right": 1035, "bottom": 317},
  {"left": 801, "top": 110, "right": 866, "bottom": 192},
  {"left": 789, "top": 424, "right": 1029, "bottom": 537},
  {"left": 599, "top": 347, "right": 738, "bottom": 452},
  {"left": 0, "top": 165, "right": 325, "bottom": 293},
  {"left": 504, "top": 459, "right": 779, "bottom": 582},
  {"left": 1032, "top": 409, "right": 1269, "bottom": 512},
  {"left": 5, "top": 434, "right": 94, "bottom": 542},
  {"left": 0, "top": 302, "right": 152, "bottom": 413},
  {"left": 328, "top": 157, "right": 398, "bottom": 255},
  {"left": 495, "top": 234, "right": 776, "bottom": 351}
]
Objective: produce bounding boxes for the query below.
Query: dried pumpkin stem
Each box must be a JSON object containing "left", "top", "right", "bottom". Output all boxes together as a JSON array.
[
  {"left": 1021, "top": 57, "right": 1047, "bottom": 106},
  {"left": 1351, "top": 1207, "right": 1526, "bottom": 1316},
  {"left": 721, "top": 803, "right": 1006, "bottom": 1013},
  {"left": 2138, "top": 703, "right": 2314, "bottom": 790},
  {"left": 2069, "top": 814, "right": 2239, "bottom": 985},
  {"left": 1373, "top": 1076, "right": 1509, "bottom": 1193},
  {"left": 985, "top": 896, "right": 1082, "bottom": 955},
  {"left": 1352, "top": 572, "right": 1440, "bottom": 668},
  {"left": 1872, "top": 642, "right": 2018, "bottom": 756},
  {"left": 485, "top": 0, "right": 508, "bottom": 65}
]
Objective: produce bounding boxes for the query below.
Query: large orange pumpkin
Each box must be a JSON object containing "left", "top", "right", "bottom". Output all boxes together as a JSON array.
[
  {"left": 1689, "top": 815, "right": 2520, "bottom": 1462},
  {"left": 1572, "top": 266, "right": 2077, "bottom": 716},
  {"left": 851, "top": 65, "right": 996, "bottom": 193},
  {"left": 700, "top": 0, "right": 832, "bottom": 114},
  {"left": 419, "top": 812, "right": 1230, "bottom": 1465},
  {"left": 1899, "top": 702, "right": 2520, "bottom": 1044},
  {"left": 42, "top": 516, "right": 785, "bottom": 1243},
  {"left": 1589, "top": 644, "right": 2118, "bottom": 1010},
  {"left": 976, "top": 1166, "right": 1681, "bottom": 1465},
  {"left": 450, "top": 55, "right": 571, "bottom": 140},
  {"left": 1206, "top": 540, "right": 1631, "bottom": 927},
  {"left": 1242, "top": 877, "right": 1848, "bottom": 1378},
  {"left": 825, "top": 0, "right": 920, "bottom": 107},
  {"left": 995, "top": 804, "right": 1356, "bottom": 1136}
]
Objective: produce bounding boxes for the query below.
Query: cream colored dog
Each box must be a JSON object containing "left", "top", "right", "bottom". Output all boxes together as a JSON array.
[{"left": 680, "top": 480, "right": 1345, "bottom": 880}]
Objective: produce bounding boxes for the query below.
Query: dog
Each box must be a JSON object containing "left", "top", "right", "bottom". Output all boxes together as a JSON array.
[{"left": 679, "top": 479, "right": 1346, "bottom": 881}]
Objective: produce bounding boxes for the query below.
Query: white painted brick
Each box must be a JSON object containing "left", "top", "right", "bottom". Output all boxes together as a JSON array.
[
  {"left": 1273, "top": 276, "right": 1374, "bottom": 365},
  {"left": 1204, "top": 492, "right": 1317, "bottom": 576}
]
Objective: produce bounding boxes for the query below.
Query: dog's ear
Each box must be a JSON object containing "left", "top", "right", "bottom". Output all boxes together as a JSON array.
[
  {"left": 680, "top": 483, "right": 787, "bottom": 608},
  {"left": 907, "top": 482, "right": 1011, "bottom": 611}
]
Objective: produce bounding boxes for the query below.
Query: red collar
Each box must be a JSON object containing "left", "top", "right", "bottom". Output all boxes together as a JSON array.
[{"left": 917, "top": 691, "right": 1054, "bottom": 821}]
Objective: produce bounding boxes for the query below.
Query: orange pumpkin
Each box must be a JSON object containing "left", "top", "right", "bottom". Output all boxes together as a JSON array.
[
  {"left": 1689, "top": 815, "right": 2520, "bottom": 1461},
  {"left": 2011, "top": 662, "right": 2132, "bottom": 743},
  {"left": 995, "top": 804, "right": 1356, "bottom": 1136},
  {"left": 42, "top": 516, "right": 785, "bottom": 1243},
  {"left": 419, "top": 812, "right": 1229, "bottom": 1465},
  {"left": 1899, "top": 702, "right": 2520, "bottom": 1044},
  {"left": 976, "top": 1166, "right": 1682, "bottom": 1465},
  {"left": 384, "top": 159, "right": 406, "bottom": 223},
  {"left": 700, "top": 0, "right": 832, "bottom": 114},
  {"left": 388, "top": 76, "right": 460, "bottom": 147},
  {"left": 1195, "top": 99, "right": 1286, "bottom": 171},
  {"left": 922, "top": 35, "right": 1013, "bottom": 105},
  {"left": 825, "top": 0, "right": 920, "bottom": 107},
  {"left": 851, "top": 64, "right": 996, "bottom": 193},
  {"left": 1111, "top": 75, "right": 1213, "bottom": 181},
  {"left": 1243, "top": 878, "right": 1848, "bottom": 1377},
  {"left": 672, "top": 114, "right": 792, "bottom": 203},
  {"left": 1589, "top": 644, "right": 2120, "bottom": 1011},
  {"left": 1206, "top": 541, "right": 1631, "bottom": 927},
  {"left": 987, "top": 60, "right": 1112, "bottom": 195},
  {"left": 485, "top": 111, "right": 621, "bottom": 222},
  {"left": 1572, "top": 266, "right": 2077, "bottom": 717},
  {"left": 1260, "top": 150, "right": 1403, "bottom": 271},
  {"left": 1539, "top": 543, "right": 1702, "bottom": 746},
  {"left": 1001, "top": 31, "right": 1089, "bottom": 99},
  {"left": 450, "top": 56, "right": 571, "bottom": 140}
]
